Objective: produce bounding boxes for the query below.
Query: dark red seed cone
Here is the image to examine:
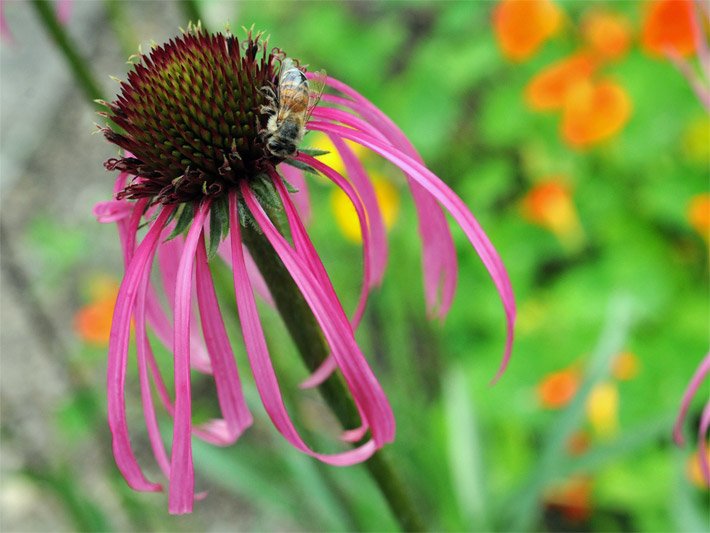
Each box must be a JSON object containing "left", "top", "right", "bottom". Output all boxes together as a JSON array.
[{"left": 101, "top": 27, "right": 283, "bottom": 204}]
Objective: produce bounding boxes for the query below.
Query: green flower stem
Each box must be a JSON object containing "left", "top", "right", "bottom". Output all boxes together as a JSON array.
[
  {"left": 180, "top": 0, "right": 204, "bottom": 28},
  {"left": 241, "top": 222, "right": 426, "bottom": 532},
  {"left": 30, "top": 0, "right": 105, "bottom": 103}
]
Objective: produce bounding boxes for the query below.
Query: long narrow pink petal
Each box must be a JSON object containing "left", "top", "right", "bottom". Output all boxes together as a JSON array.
[
  {"left": 157, "top": 235, "right": 213, "bottom": 373},
  {"left": 313, "top": 90, "right": 458, "bottom": 318},
  {"left": 229, "top": 191, "right": 382, "bottom": 463},
  {"left": 242, "top": 184, "right": 395, "bottom": 447},
  {"left": 285, "top": 156, "right": 375, "bottom": 389},
  {"left": 290, "top": 156, "right": 373, "bottom": 328},
  {"left": 328, "top": 134, "right": 388, "bottom": 285},
  {"left": 93, "top": 200, "right": 134, "bottom": 223},
  {"left": 308, "top": 122, "right": 516, "bottom": 382},
  {"left": 107, "top": 206, "right": 174, "bottom": 492},
  {"left": 217, "top": 239, "right": 275, "bottom": 306},
  {"left": 0, "top": 0, "right": 14, "bottom": 44},
  {"left": 280, "top": 163, "right": 312, "bottom": 224},
  {"left": 194, "top": 231, "right": 253, "bottom": 444},
  {"left": 699, "top": 401, "right": 710, "bottom": 486},
  {"left": 673, "top": 353, "right": 710, "bottom": 445},
  {"left": 135, "top": 273, "right": 171, "bottom": 478},
  {"left": 169, "top": 201, "right": 211, "bottom": 514}
]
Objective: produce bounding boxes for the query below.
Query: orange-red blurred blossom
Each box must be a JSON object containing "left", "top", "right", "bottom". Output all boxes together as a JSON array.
[
  {"left": 493, "top": 0, "right": 562, "bottom": 62},
  {"left": 521, "top": 180, "right": 585, "bottom": 249},
  {"left": 642, "top": 0, "right": 698, "bottom": 57},
  {"left": 74, "top": 279, "right": 119, "bottom": 345},
  {"left": 688, "top": 193, "right": 710, "bottom": 242}
]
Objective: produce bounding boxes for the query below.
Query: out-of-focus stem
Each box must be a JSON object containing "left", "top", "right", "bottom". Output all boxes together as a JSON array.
[
  {"left": 30, "top": 0, "right": 105, "bottom": 103},
  {"left": 242, "top": 222, "right": 426, "bottom": 532},
  {"left": 179, "top": 0, "right": 203, "bottom": 28},
  {"left": 103, "top": 0, "right": 138, "bottom": 59}
]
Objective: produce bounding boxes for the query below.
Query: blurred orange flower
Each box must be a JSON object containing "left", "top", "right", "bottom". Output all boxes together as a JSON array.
[
  {"left": 494, "top": 0, "right": 562, "bottom": 62},
  {"left": 642, "top": 0, "right": 697, "bottom": 57},
  {"left": 538, "top": 367, "right": 580, "bottom": 409},
  {"left": 544, "top": 476, "right": 593, "bottom": 523},
  {"left": 612, "top": 351, "right": 640, "bottom": 381},
  {"left": 525, "top": 52, "right": 599, "bottom": 111},
  {"left": 582, "top": 10, "right": 632, "bottom": 61},
  {"left": 687, "top": 193, "right": 710, "bottom": 241},
  {"left": 561, "top": 78, "right": 631, "bottom": 148},
  {"left": 687, "top": 448, "right": 710, "bottom": 488},
  {"left": 522, "top": 180, "right": 584, "bottom": 248},
  {"left": 74, "top": 278, "right": 119, "bottom": 345}
]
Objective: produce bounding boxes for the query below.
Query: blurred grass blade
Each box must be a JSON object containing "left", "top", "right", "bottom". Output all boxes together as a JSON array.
[
  {"left": 671, "top": 451, "right": 708, "bottom": 533},
  {"left": 505, "top": 294, "right": 636, "bottom": 532},
  {"left": 443, "top": 365, "right": 490, "bottom": 530}
]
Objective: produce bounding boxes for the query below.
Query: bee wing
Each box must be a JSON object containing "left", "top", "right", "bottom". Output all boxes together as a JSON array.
[
  {"left": 305, "top": 69, "right": 327, "bottom": 123},
  {"left": 279, "top": 57, "right": 296, "bottom": 85}
]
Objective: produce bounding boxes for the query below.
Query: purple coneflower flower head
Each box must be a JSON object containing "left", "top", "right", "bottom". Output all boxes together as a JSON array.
[
  {"left": 96, "top": 26, "right": 515, "bottom": 514},
  {"left": 673, "top": 353, "right": 710, "bottom": 486}
]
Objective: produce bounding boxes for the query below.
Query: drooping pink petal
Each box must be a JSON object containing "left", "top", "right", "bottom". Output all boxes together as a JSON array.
[
  {"left": 194, "top": 231, "right": 253, "bottom": 444},
  {"left": 217, "top": 239, "right": 275, "bottom": 306},
  {"left": 157, "top": 235, "right": 213, "bottom": 373},
  {"left": 0, "top": 0, "right": 13, "bottom": 44},
  {"left": 229, "top": 190, "right": 382, "bottom": 463},
  {"left": 135, "top": 273, "right": 171, "bottom": 478},
  {"left": 169, "top": 201, "right": 211, "bottom": 514},
  {"left": 308, "top": 122, "right": 516, "bottom": 382},
  {"left": 312, "top": 85, "right": 458, "bottom": 318},
  {"left": 284, "top": 156, "right": 374, "bottom": 389},
  {"left": 280, "top": 163, "right": 312, "bottom": 224},
  {"left": 699, "top": 401, "right": 710, "bottom": 485},
  {"left": 107, "top": 206, "right": 174, "bottom": 492},
  {"left": 242, "top": 183, "right": 395, "bottom": 447},
  {"left": 93, "top": 200, "right": 134, "bottom": 223},
  {"left": 328, "top": 134, "right": 388, "bottom": 285},
  {"left": 673, "top": 353, "right": 710, "bottom": 445}
]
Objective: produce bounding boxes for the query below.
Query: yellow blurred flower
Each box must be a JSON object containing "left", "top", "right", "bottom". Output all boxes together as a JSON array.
[
  {"left": 330, "top": 174, "right": 400, "bottom": 243},
  {"left": 309, "top": 132, "right": 368, "bottom": 180},
  {"left": 687, "top": 448, "right": 710, "bottom": 488},
  {"left": 612, "top": 351, "right": 640, "bottom": 381},
  {"left": 682, "top": 116, "right": 710, "bottom": 164},
  {"left": 586, "top": 381, "right": 619, "bottom": 439}
]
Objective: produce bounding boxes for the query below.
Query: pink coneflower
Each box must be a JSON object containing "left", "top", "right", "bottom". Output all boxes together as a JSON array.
[
  {"left": 95, "top": 27, "right": 515, "bottom": 514},
  {"left": 673, "top": 353, "right": 710, "bottom": 487}
]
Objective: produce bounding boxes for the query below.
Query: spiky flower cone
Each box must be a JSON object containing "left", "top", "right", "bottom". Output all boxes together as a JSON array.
[{"left": 101, "top": 28, "right": 280, "bottom": 204}]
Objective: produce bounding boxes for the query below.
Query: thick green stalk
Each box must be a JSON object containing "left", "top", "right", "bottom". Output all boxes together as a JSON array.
[
  {"left": 241, "top": 223, "right": 426, "bottom": 532},
  {"left": 30, "top": 0, "right": 105, "bottom": 102}
]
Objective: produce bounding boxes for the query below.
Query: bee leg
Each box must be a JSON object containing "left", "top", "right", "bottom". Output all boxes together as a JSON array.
[
  {"left": 260, "top": 104, "right": 276, "bottom": 115},
  {"left": 261, "top": 86, "right": 277, "bottom": 101}
]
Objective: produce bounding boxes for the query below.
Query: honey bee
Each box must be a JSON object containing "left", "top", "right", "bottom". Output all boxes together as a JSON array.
[{"left": 263, "top": 58, "right": 326, "bottom": 158}]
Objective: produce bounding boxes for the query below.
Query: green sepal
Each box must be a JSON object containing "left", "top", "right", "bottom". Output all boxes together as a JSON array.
[
  {"left": 165, "top": 203, "right": 194, "bottom": 241},
  {"left": 285, "top": 158, "right": 320, "bottom": 176},
  {"left": 207, "top": 195, "right": 230, "bottom": 261},
  {"left": 299, "top": 148, "right": 330, "bottom": 157}
]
